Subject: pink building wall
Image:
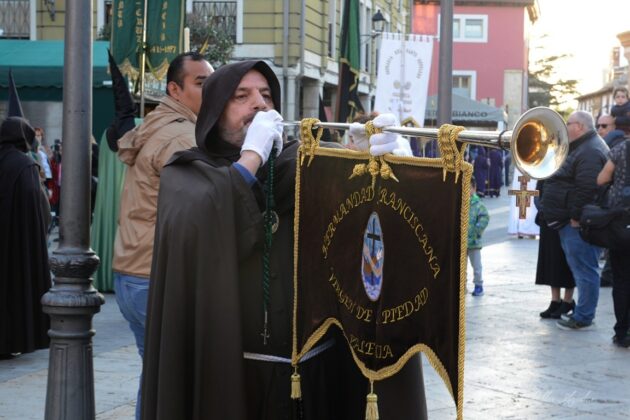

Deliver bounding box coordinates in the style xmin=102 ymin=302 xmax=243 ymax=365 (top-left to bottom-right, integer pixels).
xmin=412 ymin=4 xmax=530 ymax=107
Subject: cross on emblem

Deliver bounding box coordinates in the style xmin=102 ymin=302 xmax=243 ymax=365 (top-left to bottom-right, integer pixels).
xmin=366 ymin=218 xmax=382 ymax=286
xmin=508 ymin=175 xmax=539 ymax=219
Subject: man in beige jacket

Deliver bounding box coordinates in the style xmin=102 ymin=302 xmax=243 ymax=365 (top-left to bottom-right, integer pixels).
xmin=112 ymin=51 xmax=213 ymax=420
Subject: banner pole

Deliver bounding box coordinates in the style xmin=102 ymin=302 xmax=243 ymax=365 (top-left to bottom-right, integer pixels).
xmin=139 ymin=0 xmax=148 ymax=117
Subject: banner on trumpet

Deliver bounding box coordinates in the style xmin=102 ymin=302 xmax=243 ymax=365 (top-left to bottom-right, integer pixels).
xmin=291 ymin=123 xmax=469 ymax=420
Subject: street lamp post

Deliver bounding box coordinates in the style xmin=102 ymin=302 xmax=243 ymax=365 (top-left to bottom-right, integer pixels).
xmin=370 ymin=10 xmax=386 ymax=110
xmin=41 ymin=0 xmax=105 ymax=419
xmin=437 ymin=0 xmax=454 ymax=125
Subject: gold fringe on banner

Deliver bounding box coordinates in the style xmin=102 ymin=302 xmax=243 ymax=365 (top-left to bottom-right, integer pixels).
xmin=437 ymin=124 xmax=467 ymax=183
xmin=117 ymin=58 xmax=140 ymax=82
xmin=299 ymin=118 xmax=323 ymax=166
xmin=146 ymin=57 xmax=170 ymax=82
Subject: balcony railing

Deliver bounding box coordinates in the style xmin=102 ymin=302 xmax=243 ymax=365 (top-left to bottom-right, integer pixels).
xmin=192 ymin=1 xmax=237 ymax=41
xmin=0 ymin=0 xmax=30 ymax=39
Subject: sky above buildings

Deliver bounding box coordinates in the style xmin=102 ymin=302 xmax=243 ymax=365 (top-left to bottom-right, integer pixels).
xmin=530 ymin=0 xmax=629 ymax=97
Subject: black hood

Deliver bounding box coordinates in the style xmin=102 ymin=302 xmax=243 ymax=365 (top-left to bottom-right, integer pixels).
xmin=195 ymin=60 xmax=281 ymax=159
xmin=0 ymin=116 xmax=35 ymax=152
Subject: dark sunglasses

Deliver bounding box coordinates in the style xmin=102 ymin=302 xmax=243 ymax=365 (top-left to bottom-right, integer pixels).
xmin=596 ymin=124 xmax=609 ymax=129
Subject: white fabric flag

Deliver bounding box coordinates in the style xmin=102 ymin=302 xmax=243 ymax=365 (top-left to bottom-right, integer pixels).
xmin=374 ymin=33 xmax=434 ymax=127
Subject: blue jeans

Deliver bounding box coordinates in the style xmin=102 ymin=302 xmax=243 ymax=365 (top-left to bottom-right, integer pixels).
xmin=114 ymin=272 xmax=149 ymax=420
xmin=558 ymin=225 xmax=601 ymax=324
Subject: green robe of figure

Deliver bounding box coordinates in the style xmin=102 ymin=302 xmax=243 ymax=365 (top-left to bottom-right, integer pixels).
xmin=91 ymin=131 xmax=127 ymax=292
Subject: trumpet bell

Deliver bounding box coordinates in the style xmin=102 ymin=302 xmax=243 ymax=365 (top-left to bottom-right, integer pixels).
xmin=510 ymin=107 xmax=568 ymax=180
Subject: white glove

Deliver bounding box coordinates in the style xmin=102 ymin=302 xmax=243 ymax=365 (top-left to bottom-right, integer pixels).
xmin=241 ymin=110 xmax=284 ymax=165
xmin=349 ymin=122 xmax=369 ymax=150
xmin=369 ymin=113 xmax=413 ymax=157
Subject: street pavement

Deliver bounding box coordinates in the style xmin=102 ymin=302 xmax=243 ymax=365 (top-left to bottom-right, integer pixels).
xmin=1 ymin=186 xmax=628 ymax=419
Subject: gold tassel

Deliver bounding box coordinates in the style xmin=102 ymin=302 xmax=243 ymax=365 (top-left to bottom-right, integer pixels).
xmin=367 ymin=157 xmax=380 ymax=191
xmin=291 ymin=368 xmax=302 ymax=399
xmin=365 ymin=381 xmax=379 ymax=420
xmin=379 ymin=158 xmax=399 ymax=183
xmin=349 ymin=163 xmax=368 ymax=179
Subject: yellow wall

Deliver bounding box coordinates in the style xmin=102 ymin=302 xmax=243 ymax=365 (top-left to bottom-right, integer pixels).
xmin=239 ymin=0 xmax=411 ymax=67
xmin=37 ymin=0 xmax=101 ymax=40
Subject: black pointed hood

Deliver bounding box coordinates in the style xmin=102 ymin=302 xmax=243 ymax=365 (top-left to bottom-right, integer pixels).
xmin=105 ymin=49 xmax=137 ymax=152
xmin=7 ymin=69 xmax=24 ymax=119
xmin=195 ymin=60 xmax=281 ymax=159
xmin=0 ymin=116 xmax=35 ymax=152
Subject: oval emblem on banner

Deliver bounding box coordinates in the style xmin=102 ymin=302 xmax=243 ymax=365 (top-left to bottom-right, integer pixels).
xmin=361 ymin=212 xmax=385 ymax=301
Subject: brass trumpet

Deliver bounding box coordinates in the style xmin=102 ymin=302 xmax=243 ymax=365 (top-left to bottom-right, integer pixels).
xmin=288 ymin=107 xmax=568 ymax=180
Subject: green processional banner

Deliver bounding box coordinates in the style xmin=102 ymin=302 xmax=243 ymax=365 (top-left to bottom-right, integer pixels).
xmin=111 ymin=0 xmax=185 ymax=81
xmin=292 ymin=121 xmax=470 ymax=420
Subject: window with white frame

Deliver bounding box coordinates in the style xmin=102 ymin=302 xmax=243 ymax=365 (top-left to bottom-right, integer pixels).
xmin=439 ymin=14 xmax=488 ymax=43
xmin=328 ymin=0 xmax=337 ymax=57
xmin=452 ymin=71 xmax=476 ymax=99
xmin=191 ymin=0 xmax=242 ymax=44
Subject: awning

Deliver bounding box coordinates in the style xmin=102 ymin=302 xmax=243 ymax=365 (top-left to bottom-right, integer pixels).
xmin=0 ymin=40 xmax=111 ymax=88
xmin=424 ymin=94 xmax=506 ymax=126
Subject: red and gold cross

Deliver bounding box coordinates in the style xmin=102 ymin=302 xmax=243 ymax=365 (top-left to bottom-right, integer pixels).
xmin=508 ymin=175 xmax=539 ymax=219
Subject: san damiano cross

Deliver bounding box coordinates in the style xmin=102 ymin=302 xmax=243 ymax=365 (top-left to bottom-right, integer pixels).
xmin=508 ymin=175 xmax=539 ymax=219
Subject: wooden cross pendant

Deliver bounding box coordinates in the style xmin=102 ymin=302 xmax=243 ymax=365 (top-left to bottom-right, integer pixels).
xmin=261 ymin=310 xmax=270 ymax=346
xmin=508 ymin=175 xmax=539 ymax=219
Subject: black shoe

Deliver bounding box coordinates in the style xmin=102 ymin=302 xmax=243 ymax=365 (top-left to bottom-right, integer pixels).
xmin=540 ymin=300 xmax=562 ymax=318
xmin=612 ymin=335 xmax=630 ymax=348
xmin=0 ymin=353 xmax=20 ymax=360
xmin=550 ymin=300 xmax=575 ymax=319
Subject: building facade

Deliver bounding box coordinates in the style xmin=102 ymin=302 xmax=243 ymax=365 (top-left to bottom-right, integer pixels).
xmin=0 ymin=0 xmax=103 ymax=40
xmin=412 ymin=0 xmax=538 ymax=128
xmin=577 ymin=35 xmax=630 ymax=117
xmin=192 ymin=0 xmax=411 ymax=122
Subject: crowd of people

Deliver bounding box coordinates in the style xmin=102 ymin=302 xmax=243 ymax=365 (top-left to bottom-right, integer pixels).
xmin=533 ymin=97 xmax=630 ymax=348
xmin=469 ymin=146 xmax=511 ymax=198
xmin=2 ymin=51 xmax=630 ymax=420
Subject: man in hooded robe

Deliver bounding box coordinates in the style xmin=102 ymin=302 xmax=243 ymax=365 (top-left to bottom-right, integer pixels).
xmin=473 ymin=147 xmax=489 ymax=197
xmin=142 ymin=60 xmax=426 ymax=420
xmin=487 ymin=148 xmax=503 ymax=197
xmin=0 ymin=117 xmax=51 ymax=357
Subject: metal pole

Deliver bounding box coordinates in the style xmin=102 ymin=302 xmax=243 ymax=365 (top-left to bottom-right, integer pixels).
xmin=41 ymin=0 xmax=104 ymax=418
xmin=437 ymin=0 xmax=453 ymax=125
xmin=370 ymin=34 xmax=376 ymax=111
xmin=139 ymin=0 xmax=148 ymax=117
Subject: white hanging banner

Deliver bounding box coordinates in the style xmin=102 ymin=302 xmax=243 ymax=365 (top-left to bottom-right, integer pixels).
xmin=374 ymin=33 xmax=434 ymax=127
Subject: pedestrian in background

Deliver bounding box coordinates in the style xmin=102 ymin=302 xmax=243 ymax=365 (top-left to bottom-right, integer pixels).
xmin=611 ymin=87 xmax=630 ymax=135
xmin=597 ymin=114 xmax=625 ymax=150
xmin=535 ymin=179 xmax=575 ymax=319
xmin=596 ymin=138 xmax=630 ymax=348
xmin=473 ymin=147 xmax=489 ymax=198
xmin=0 ymin=117 xmax=51 ymax=358
xmin=542 ymin=111 xmax=608 ymax=331
xmin=504 ymin=150 xmax=512 ymax=187
xmin=112 ymin=52 xmax=213 ymax=420
xmin=487 ymin=148 xmax=503 ymax=197
xmin=468 ymin=175 xmax=490 ymax=297
xmin=595 ymin=114 xmax=625 ymax=288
